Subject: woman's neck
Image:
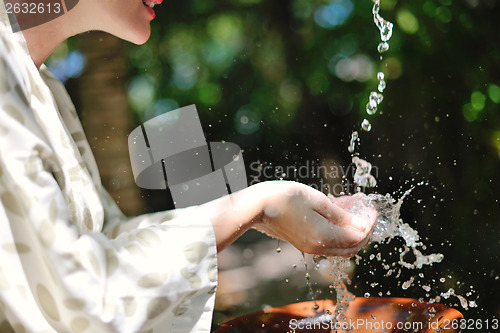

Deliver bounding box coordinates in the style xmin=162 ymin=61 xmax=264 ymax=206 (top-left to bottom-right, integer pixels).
xmin=22 ymin=26 xmax=67 ymax=69
xmin=18 ymin=9 xmax=87 ymax=69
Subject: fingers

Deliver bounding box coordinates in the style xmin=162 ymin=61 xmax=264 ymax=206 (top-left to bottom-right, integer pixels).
xmin=330 ymin=193 xmax=377 ymax=233
xmin=300 ymin=186 xmax=376 ymax=235
xmin=307 ymin=198 xmax=376 ymax=256
xmin=308 ymin=190 xmax=353 ymax=228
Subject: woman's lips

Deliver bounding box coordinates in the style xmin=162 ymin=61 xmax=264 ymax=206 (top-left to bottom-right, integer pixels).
xmin=144 ymin=5 xmax=155 ymax=19
xmin=142 ymin=0 xmax=163 ymax=19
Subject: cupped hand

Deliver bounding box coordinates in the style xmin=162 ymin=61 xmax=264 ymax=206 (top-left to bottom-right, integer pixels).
xmin=252 ymin=181 xmax=377 ymax=257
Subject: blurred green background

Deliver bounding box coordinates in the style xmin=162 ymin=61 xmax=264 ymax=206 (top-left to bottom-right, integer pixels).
xmin=51 ymin=0 xmax=499 ymax=330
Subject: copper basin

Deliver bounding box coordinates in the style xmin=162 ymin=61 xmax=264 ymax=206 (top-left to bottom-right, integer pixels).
xmin=215 ymin=297 xmax=463 ymax=332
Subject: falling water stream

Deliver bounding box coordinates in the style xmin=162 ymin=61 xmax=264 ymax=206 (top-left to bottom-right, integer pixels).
xmin=302 ymin=0 xmax=476 ymax=329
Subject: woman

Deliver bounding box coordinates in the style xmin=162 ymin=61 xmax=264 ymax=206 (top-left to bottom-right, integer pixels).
xmin=0 ymin=1 xmax=376 ymax=332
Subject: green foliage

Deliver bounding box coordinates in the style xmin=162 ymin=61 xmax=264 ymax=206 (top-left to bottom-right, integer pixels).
xmin=126 ymin=0 xmax=382 ymax=135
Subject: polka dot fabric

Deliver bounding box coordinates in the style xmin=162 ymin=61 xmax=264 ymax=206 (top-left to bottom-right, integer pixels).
xmin=0 ymin=5 xmax=217 ymax=333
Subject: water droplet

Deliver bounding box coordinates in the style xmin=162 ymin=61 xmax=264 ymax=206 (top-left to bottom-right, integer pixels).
xmin=380 ymin=23 xmax=393 ymax=42
xmin=348 ymin=131 xmax=359 ymax=153
xmin=372 ymin=0 xmax=380 ymax=14
xmin=367 ymin=92 xmax=384 ymax=115
xmin=378 ymin=42 xmax=389 ymax=53
xmin=371 ymin=314 xmax=376 ymax=320
xmin=361 ymin=119 xmax=372 ymax=132
xmin=366 ymin=100 xmax=378 ymax=115
xmin=378 ymin=80 xmax=386 ymax=92
xmin=352 ymin=156 xmax=377 ymax=187
xmin=402 ymin=277 xmax=415 ymax=290
xmin=377 ymin=72 xmax=385 ymax=81
xmin=364 ymin=292 xmax=370 ymax=298
xmin=370 ymin=91 xmax=384 ymax=104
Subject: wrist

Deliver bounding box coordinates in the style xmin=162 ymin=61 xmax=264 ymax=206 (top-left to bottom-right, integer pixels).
xmin=246 ymin=181 xmax=281 ymax=233
xmin=245 ymin=181 xmax=275 ymax=223
xmin=200 ymin=183 xmax=268 ymax=252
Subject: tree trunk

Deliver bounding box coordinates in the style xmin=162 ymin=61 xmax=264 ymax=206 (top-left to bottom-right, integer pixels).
xmin=75 ymin=32 xmax=143 ymax=216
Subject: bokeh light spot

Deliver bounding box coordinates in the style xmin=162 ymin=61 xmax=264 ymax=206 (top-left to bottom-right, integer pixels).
xmin=198 ymin=82 xmax=222 ymax=105
xmin=48 ymin=51 xmax=86 ymax=83
xmin=487 ymin=84 xmax=500 ymax=104
xmin=314 ymin=0 xmax=354 ymax=29
xmin=396 ymin=9 xmax=419 ymax=34
xmin=291 ymin=0 xmax=313 ymax=20
xmin=332 ymin=54 xmax=374 ymax=82
xmin=130 ymin=45 xmax=153 ymax=69
xmin=145 ymin=99 xmax=180 ymax=120
xmin=436 ymin=6 xmax=452 ymax=23
xmin=422 ymin=1 xmax=437 ymax=17
xmin=128 ymin=74 xmax=156 ymax=111
xmin=234 ymin=105 xmax=261 ymax=135
xmin=462 ymin=103 xmax=477 ymax=122
xmin=470 ymin=91 xmax=486 ymax=111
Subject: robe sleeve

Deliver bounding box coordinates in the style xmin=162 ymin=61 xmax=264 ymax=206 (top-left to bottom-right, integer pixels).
xmin=0 ymin=25 xmax=217 ymax=333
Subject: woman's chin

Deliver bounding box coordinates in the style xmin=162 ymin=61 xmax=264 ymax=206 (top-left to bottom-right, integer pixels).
xmin=129 ymin=29 xmax=151 ymax=45
xmin=114 ymin=25 xmax=151 ymax=45
xmin=132 ymin=35 xmax=150 ymax=45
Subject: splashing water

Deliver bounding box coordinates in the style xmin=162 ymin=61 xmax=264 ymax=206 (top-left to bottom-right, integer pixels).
xmin=363 ymin=188 xmax=444 ymax=270
xmin=328 ymin=257 xmax=355 ymax=325
xmin=429 ymin=288 xmax=478 ymax=311
xmin=322 ymin=189 xmax=445 ymax=328
xmin=321 ymin=188 xmax=476 ymax=330
xmin=303 ymin=252 xmax=314 ymax=299
xmin=334 ymin=187 xmax=445 ymax=270
xmin=352 ymin=156 xmax=377 ymax=188
xmin=310 ymin=255 xmax=355 ymax=332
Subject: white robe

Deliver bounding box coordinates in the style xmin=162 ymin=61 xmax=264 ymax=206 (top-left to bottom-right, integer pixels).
xmin=0 ymin=5 xmax=217 ymax=333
